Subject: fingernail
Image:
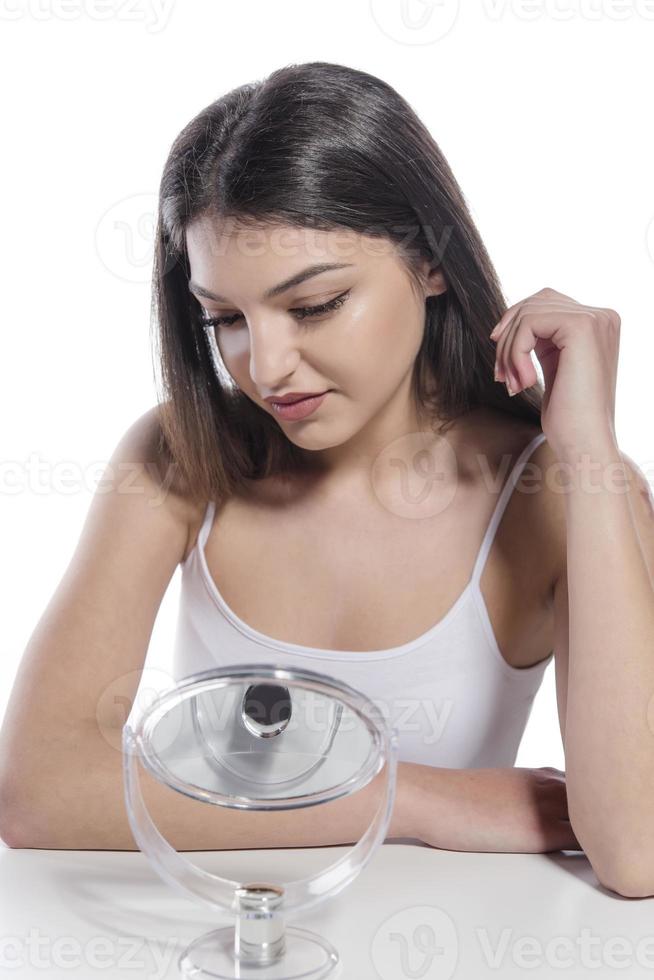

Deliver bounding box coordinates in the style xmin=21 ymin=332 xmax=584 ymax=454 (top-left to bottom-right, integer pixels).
xmin=506 ymin=381 xmax=516 ymax=397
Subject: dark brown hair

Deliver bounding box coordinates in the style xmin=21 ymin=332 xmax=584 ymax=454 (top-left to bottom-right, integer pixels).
xmin=151 ymin=60 xmax=543 ymax=505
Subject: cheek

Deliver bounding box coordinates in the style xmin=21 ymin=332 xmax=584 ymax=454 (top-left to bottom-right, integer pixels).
xmin=346 ymin=294 xmax=424 ymax=373
xmin=216 ymin=330 xmax=250 ymax=376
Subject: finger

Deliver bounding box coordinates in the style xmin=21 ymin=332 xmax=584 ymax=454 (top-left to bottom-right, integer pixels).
xmin=490 ymin=299 xmax=525 ymax=341
xmin=495 ymin=311 xmax=520 ymax=395
xmin=493 ymin=305 xmax=526 ymax=382
xmin=492 ymin=302 xmax=573 ymax=387
xmin=497 ymin=310 xmax=564 ymax=396
xmin=489 ymin=298 xmax=577 ymax=342
xmin=494 ymin=311 xmax=523 ymax=389
xmin=498 ymin=314 xmax=534 ymax=395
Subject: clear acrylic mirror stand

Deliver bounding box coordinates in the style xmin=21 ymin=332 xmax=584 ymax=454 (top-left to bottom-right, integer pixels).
xmin=122 ymin=664 xmax=399 ymax=979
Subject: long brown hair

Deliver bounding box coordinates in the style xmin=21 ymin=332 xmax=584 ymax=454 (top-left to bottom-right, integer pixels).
xmin=151 ymin=61 xmax=543 ymax=505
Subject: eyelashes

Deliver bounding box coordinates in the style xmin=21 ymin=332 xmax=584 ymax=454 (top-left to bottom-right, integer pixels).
xmin=199 ymin=290 xmax=351 ymax=330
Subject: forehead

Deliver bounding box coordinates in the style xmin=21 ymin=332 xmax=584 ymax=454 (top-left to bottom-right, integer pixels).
xmin=185 ymin=215 xmax=399 ymax=275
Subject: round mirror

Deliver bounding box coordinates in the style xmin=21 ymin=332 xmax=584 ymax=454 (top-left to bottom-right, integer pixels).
xmin=123 ymin=663 xmax=398 ymax=979
xmin=139 ymin=671 xmax=380 ymax=806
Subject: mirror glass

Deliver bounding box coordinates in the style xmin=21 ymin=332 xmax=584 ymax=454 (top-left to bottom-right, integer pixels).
xmin=143 ymin=680 xmax=378 ymax=802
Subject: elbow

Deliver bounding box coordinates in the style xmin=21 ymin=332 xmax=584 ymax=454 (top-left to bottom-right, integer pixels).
xmin=0 ymin=822 xmax=25 ymax=849
xmin=568 ymin=805 xmax=654 ymax=899
xmin=592 ymin=850 xmax=654 ymax=899
xmin=0 ymin=790 xmax=27 ymax=849
xmin=0 ymin=781 xmax=51 ymax=850
xmin=598 ymin=872 xmax=654 ymax=900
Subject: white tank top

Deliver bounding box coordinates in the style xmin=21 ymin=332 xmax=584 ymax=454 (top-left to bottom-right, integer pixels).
xmin=172 ymin=431 xmax=552 ymax=768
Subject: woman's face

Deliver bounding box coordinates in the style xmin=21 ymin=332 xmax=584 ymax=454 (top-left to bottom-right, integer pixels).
xmin=185 ymin=216 xmax=447 ymax=473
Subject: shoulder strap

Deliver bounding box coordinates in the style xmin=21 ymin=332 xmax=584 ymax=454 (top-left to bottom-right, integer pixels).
xmin=471 ymin=432 xmax=547 ymax=585
xmin=198 ymin=499 xmax=217 ymax=551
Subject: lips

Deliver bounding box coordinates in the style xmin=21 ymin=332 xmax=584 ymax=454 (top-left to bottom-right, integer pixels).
xmin=269 ymin=391 xmax=330 ymax=420
xmin=274 ymin=395 xmax=314 ymax=405
xmin=267 ymin=391 xmax=328 ymax=405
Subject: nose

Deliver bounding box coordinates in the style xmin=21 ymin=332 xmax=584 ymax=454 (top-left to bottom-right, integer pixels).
xmin=247 ymin=316 xmax=302 ymax=390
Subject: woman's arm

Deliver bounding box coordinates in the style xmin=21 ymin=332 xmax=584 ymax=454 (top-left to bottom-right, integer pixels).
xmin=2 ymin=715 xmax=578 ymax=854
xmin=0 ymin=405 xmax=193 ymax=843
xmin=2 ymin=716 xmax=421 ymax=850
xmin=555 ymin=444 xmax=654 ymax=896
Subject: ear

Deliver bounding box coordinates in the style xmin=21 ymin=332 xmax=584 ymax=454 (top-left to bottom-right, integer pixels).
xmin=420 ymin=262 xmax=448 ymax=299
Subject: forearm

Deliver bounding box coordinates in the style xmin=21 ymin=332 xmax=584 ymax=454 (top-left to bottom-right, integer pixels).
xmin=5 ymin=721 xmax=422 ymax=851
xmin=559 ymin=442 xmax=654 ymax=886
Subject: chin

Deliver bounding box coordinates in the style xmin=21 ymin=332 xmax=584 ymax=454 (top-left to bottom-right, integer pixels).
xmin=283 ymin=432 xmax=333 ymax=450
xmin=287 ymin=424 xmax=357 ymax=455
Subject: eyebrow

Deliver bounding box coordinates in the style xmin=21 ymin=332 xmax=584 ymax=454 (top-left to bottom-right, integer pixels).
xmin=188 ymin=262 xmax=355 ymax=304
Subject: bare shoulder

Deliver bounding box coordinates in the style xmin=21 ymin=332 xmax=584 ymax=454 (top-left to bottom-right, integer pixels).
xmin=125 ymin=403 xmax=207 ymax=537
xmin=458 ymin=406 xmax=543 ymax=472
xmin=0 ymin=403 xmax=204 ymax=787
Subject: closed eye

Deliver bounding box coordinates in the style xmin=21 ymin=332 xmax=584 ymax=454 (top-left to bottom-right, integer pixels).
xmin=199 ymin=290 xmax=351 ymax=329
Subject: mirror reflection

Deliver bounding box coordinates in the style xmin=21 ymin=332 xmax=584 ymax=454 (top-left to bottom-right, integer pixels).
xmin=146 ymin=680 xmax=377 ymax=801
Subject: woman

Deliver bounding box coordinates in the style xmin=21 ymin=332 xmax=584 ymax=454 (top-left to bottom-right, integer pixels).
xmin=3 ymin=62 xmax=653 ymax=897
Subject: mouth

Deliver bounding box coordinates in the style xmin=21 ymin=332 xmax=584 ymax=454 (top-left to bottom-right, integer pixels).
xmin=267 ymin=390 xmax=330 ymax=405
xmin=269 ymin=390 xmax=331 ymax=421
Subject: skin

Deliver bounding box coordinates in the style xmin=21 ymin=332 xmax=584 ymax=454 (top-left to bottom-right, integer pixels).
xmin=185 ymin=216 xmax=448 ymax=500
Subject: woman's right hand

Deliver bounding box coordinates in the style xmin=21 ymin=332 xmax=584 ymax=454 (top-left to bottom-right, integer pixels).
xmin=414 ymin=765 xmax=583 ymax=854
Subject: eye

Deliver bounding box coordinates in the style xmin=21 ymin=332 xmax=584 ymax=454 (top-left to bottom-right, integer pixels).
xmin=199 ymin=290 xmax=351 ymax=330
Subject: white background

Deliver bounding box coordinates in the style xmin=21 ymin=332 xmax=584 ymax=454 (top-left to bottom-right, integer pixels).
xmin=1 ymin=0 xmax=653 ymax=771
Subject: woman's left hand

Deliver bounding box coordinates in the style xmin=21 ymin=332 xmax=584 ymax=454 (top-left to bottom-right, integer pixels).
xmin=490 ymin=286 xmax=621 ymax=458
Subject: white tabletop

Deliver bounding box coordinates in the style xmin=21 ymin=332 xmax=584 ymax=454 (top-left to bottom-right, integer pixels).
xmin=1 ymin=840 xmax=653 ymax=979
